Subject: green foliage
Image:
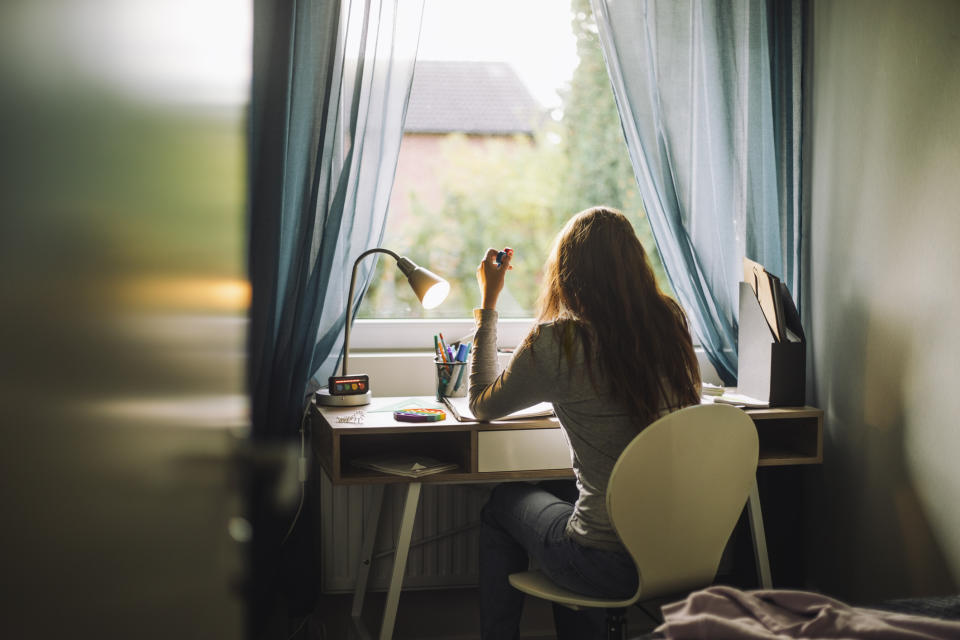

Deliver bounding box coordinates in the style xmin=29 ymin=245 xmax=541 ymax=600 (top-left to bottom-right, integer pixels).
xmin=559 ymin=0 xmax=671 ymax=293
xmin=363 ymin=133 xmax=569 ymax=317
xmin=362 ymin=0 xmax=672 ymax=318
xmin=561 ymin=0 xmax=638 ymax=213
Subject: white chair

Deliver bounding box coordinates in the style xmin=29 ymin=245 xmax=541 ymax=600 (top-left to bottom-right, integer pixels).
xmin=508 ymin=403 xmax=759 ymax=639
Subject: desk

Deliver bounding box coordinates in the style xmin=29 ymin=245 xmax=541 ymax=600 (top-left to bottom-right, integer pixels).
xmin=312 ymin=397 xmax=823 ymax=640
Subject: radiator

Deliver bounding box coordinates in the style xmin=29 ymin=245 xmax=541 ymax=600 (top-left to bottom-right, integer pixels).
xmin=320 ymin=474 xmax=492 ymax=593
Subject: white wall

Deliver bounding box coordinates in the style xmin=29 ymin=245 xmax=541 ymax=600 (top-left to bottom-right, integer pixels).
xmin=805 ymin=0 xmax=960 ymax=602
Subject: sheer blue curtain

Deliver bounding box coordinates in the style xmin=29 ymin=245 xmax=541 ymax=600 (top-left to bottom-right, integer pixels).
xmin=249 ymin=0 xmax=423 ymax=441
xmin=246 ymin=1 xmax=422 ymax=625
xmin=591 ymin=0 xmax=802 ymax=384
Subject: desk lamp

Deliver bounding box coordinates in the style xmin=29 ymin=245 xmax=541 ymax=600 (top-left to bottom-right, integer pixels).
xmin=315 ymin=247 xmax=449 ymax=407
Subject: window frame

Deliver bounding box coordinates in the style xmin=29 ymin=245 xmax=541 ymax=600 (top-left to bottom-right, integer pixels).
xmin=348 ymin=316 xmax=534 ymax=351
xmin=348 ymin=316 xmax=722 ymax=385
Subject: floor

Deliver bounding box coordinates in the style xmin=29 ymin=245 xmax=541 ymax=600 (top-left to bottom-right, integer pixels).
xmin=302 ymin=586 xmax=660 ymax=640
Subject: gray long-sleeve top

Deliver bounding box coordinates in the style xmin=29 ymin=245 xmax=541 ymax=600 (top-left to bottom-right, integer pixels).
xmin=469 ymin=308 xmax=673 ymax=552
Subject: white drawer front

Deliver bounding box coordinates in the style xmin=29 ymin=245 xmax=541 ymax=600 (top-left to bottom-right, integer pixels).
xmin=477 ymin=428 xmax=572 ymax=472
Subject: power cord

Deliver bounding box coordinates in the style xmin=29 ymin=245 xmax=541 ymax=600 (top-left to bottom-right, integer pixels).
xmin=285 ymin=614 xmax=309 ymax=640
xmin=281 ymin=400 xmax=311 ymax=547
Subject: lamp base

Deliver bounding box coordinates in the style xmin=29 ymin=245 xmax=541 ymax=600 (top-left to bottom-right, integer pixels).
xmin=314 ymin=388 xmax=372 ymax=407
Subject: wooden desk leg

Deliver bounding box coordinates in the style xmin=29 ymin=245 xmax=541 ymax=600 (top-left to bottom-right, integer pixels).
xmin=379 ymin=482 xmax=422 ymax=640
xmin=747 ymin=480 xmax=773 ymax=589
xmin=352 ymin=484 xmax=386 ymax=619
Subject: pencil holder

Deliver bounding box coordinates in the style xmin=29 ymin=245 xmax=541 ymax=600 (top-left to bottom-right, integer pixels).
xmin=435 ymin=359 xmax=467 ymax=400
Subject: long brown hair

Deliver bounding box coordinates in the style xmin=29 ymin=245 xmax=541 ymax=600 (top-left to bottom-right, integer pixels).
xmin=534 ymin=207 xmax=701 ymax=426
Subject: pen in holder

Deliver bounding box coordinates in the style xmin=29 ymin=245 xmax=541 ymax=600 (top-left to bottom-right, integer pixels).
xmin=435 ymin=358 xmax=468 ymax=400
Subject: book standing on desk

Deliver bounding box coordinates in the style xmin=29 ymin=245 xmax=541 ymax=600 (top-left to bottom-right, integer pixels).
xmin=745 ymin=257 xmax=785 ymax=342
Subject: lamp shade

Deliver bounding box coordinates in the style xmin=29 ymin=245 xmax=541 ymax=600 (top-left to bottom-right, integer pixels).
xmin=396 ymin=257 xmax=450 ymax=309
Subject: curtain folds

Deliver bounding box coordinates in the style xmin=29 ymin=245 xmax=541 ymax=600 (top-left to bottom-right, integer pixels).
xmin=246 ymin=0 xmax=422 ymax=625
xmin=248 ymin=0 xmax=423 ymax=441
xmin=591 ymin=0 xmax=802 ymax=384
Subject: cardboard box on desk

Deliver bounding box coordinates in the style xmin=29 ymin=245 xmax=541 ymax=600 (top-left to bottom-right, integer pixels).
xmin=737 ymin=281 xmax=806 ymax=407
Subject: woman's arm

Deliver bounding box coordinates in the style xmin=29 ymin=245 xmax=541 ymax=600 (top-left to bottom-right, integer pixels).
xmin=468 ymin=245 xmax=566 ymax=418
xmin=468 ymin=309 xmax=552 ymax=421
xmin=469 ymin=248 xmax=510 ymax=418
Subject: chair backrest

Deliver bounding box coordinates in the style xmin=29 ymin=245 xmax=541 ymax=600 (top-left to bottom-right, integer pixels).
xmin=606 ymin=403 xmax=759 ymax=601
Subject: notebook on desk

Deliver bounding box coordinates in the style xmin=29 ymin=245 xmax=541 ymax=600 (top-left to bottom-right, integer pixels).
xmin=707 ymin=392 xmax=770 ymax=409
xmin=441 ymin=396 xmax=555 ymax=422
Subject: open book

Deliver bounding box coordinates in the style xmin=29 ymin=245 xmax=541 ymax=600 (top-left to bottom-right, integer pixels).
xmin=442 ymin=396 xmax=555 ymax=422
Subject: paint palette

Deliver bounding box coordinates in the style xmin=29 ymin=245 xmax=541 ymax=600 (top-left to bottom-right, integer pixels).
xmin=393 ymin=408 xmax=446 ymax=423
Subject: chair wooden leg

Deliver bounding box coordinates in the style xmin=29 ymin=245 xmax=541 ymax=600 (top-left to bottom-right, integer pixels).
xmin=605 ymin=607 xmax=627 ymax=640
xmin=747 ymin=480 xmax=773 ymax=588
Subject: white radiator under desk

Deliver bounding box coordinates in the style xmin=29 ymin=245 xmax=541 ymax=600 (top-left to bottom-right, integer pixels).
xmin=319 ymin=474 xmax=492 ymax=593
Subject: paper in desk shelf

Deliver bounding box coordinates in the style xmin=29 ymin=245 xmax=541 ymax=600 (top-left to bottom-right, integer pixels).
xmin=351 ymin=454 xmax=458 ymax=478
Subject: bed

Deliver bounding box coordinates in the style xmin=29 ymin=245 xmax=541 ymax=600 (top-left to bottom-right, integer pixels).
xmin=632 ymin=587 xmax=960 ymax=639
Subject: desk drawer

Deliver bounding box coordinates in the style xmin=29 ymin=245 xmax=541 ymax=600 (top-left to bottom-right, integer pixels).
xmin=478 ymin=428 xmax=572 ymax=472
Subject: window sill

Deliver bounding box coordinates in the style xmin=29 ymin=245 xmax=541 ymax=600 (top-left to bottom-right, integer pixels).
xmin=350 ymin=317 xmax=535 ymax=351
xmin=346 ymin=347 xmax=722 ymax=397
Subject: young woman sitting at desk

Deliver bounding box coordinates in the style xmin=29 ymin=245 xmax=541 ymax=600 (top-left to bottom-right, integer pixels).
xmin=469 ymin=206 xmax=702 ymax=640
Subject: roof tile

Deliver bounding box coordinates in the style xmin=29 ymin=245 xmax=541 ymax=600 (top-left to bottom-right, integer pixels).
xmin=405 ymin=60 xmax=543 ymax=134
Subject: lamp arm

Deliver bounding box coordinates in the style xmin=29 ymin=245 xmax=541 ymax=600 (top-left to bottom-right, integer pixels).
xmin=342 ymin=247 xmax=400 ymax=376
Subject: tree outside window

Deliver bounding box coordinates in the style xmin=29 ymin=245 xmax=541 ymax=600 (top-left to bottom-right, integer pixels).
xmin=363 ymin=0 xmax=671 ymax=319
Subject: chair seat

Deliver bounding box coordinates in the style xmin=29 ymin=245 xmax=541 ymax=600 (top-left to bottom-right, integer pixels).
xmin=508 ymin=570 xmax=639 ymax=609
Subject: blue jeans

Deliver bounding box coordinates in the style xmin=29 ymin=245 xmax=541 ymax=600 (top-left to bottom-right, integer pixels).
xmin=479 ymin=481 xmax=639 ymax=640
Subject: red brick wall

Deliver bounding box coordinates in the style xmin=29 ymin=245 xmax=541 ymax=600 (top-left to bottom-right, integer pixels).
xmin=387 ymin=133 xmax=530 ymax=225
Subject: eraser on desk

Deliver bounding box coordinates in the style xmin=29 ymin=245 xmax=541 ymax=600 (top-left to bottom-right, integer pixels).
xmin=393 ymin=408 xmax=446 ymax=422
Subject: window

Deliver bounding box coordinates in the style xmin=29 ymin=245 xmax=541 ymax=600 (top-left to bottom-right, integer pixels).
xmin=356 ymin=0 xmax=671 ymax=348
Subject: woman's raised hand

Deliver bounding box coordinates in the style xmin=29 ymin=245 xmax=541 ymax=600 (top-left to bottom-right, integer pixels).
xmin=477 ymin=247 xmax=513 ymax=310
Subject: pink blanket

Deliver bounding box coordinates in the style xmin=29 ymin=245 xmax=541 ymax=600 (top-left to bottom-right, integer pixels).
xmin=656 ymin=586 xmax=960 ymax=639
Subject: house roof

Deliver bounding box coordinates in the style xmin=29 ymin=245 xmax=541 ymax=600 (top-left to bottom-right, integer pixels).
xmin=405 ymin=61 xmax=543 ymax=135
